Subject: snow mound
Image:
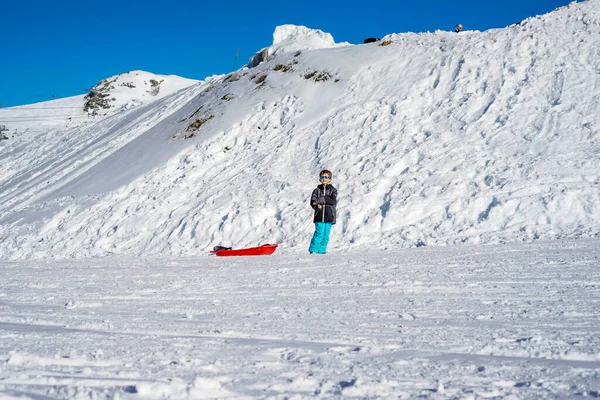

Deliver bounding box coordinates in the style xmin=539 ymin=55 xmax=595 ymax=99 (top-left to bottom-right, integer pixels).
xmin=1 ymin=1 xmax=600 ymax=259
xmin=248 ymin=25 xmax=349 ymax=67
xmin=272 ymin=25 xmax=339 ymax=52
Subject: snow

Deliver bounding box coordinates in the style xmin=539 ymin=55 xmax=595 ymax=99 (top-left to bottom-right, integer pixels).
xmin=0 ymin=71 xmax=198 ymax=138
xmin=2 ymin=1 xmax=599 ymax=258
xmin=269 ymin=24 xmax=349 ymax=56
xmin=248 ymin=25 xmax=350 ymax=67
xmin=0 ymin=1 xmax=600 ymax=397
xmin=85 ymin=70 xmax=199 ymax=113
xmin=0 ymin=240 xmax=599 ymax=398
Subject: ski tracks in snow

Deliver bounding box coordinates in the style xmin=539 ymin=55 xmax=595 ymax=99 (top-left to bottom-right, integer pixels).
xmin=0 ymin=240 xmax=599 ymax=398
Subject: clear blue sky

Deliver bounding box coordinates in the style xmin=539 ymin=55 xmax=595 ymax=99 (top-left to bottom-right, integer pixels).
xmin=0 ymin=0 xmax=574 ymax=107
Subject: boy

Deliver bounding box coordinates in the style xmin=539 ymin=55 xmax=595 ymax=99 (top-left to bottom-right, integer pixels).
xmin=309 ymin=169 xmax=338 ymax=254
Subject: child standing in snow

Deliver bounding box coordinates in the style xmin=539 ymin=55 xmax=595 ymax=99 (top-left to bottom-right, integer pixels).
xmin=309 ymin=170 xmax=338 ymax=254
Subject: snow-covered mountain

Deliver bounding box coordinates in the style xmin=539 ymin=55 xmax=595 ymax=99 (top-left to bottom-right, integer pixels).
xmin=82 ymin=71 xmax=199 ymax=114
xmin=0 ymin=71 xmax=199 ymax=137
xmin=0 ymin=1 xmax=599 ymax=259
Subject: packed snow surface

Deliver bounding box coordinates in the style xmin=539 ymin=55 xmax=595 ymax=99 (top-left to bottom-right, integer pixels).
xmin=0 ymin=1 xmax=599 ymax=259
xmin=0 ymin=240 xmax=599 ymax=398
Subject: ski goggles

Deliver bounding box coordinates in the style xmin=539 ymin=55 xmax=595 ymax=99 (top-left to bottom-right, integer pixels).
xmin=319 ymin=175 xmax=331 ymax=180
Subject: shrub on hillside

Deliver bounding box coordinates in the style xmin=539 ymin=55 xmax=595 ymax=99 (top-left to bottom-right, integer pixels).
xmin=176 ymin=114 xmax=214 ymax=139
xmin=83 ymin=90 xmax=112 ymax=113
xmin=83 ymin=77 xmax=118 ymax=113
xmin=147 ymin=79 xmax=164 ymax=96
xmin=224 ymin=73 xmax=241 ymax=83
xmin=304 ymin=70 xmax=331 ymax=82
xmin=273 ymin=59 xmax=298 ymax=72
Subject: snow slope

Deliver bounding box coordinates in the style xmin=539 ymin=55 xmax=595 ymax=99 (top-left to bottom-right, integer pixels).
xmin=1 ymin=2 xmax=600 ymax=259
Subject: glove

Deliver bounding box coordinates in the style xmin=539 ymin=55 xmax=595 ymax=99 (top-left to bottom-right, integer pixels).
xmin=316 ymin=197 xmax=326 ymax=205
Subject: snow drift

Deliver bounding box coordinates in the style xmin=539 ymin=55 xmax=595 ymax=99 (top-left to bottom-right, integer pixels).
xmin=248 ymin=24 xmax=349 ymax=67
xmin=0 ymin=1 xmax=599 ymax=259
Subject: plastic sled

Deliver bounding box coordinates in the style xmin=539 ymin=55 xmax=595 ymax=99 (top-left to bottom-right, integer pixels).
xmin=210 ymin=243 xmax=278 ymax=257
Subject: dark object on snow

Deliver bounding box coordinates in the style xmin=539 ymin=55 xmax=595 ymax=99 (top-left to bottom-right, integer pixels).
xmin=454 ymin=24 xmax=464 ymax=33
xmin=210 ymin=244 xmax=278 ymax=257
xmin=363 ymin=37 xmax=381 ymax=44
xmin=213 ymin=245 xmax=233 ymax=251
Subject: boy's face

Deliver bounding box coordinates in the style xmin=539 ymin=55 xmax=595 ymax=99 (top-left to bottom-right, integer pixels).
xmin=319 ymin=174 xmax=332 ymax=184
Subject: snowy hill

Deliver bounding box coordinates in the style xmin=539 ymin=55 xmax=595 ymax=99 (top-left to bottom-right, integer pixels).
xmin=82 ymin=70 xmax=199 ymax=114
xmin=0 ymin=1 xmax=599 ymax=259
xmin=0 ymin=71 xmax=198 ymax=137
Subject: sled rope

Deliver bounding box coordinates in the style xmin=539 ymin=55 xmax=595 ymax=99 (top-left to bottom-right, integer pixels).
xmin=280 ymin=217 xmax=312 ymax=246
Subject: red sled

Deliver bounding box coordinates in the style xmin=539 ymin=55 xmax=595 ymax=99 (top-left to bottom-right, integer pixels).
xmin=210 ymin=243 xmax=278 ymax=257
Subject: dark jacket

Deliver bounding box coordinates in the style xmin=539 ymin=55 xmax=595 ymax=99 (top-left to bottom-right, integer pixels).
xmin=310 ymin=184 xmax=337 ymax=224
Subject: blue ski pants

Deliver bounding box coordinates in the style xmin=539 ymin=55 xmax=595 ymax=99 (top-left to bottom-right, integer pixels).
xmin=309 ymin=222 xmax=333 ymax=254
